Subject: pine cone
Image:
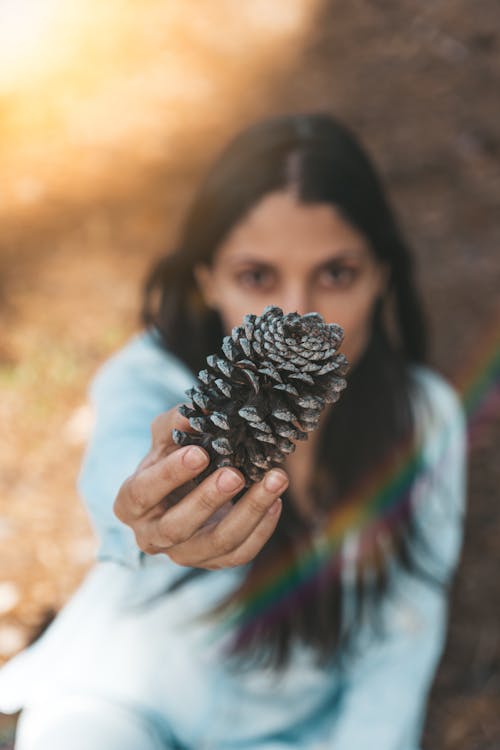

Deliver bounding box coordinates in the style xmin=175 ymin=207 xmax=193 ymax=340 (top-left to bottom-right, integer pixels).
xmin=172 ymin=305 xmax=349 ymax=490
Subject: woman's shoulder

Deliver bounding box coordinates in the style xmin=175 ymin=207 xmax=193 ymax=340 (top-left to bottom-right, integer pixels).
xmin=89 ymin=328 xmax=197 ymax=402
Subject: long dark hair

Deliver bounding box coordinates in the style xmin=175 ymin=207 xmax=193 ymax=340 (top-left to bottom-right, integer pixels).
xmin=141 ymin=113 xmax=442 ymax=670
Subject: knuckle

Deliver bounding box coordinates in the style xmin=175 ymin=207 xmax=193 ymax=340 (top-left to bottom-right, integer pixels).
xmin=133 ymin=527 xmax=151 ymax=553
xmin=126 ymin=478 xmax=149 ymax=514
xmin=211 ymin=528 xmax=236 ymax=557
xmin=164 ymin=452 xmax=186 ymax=483
xmin=157 ymin=518 xmax=184 ymax=547
xmin=247 ymin=493 xmax=271 ymax=516
xmin=155 ymin=450 xmax=187 ymax=488
xmin=112 ymin=495 xmax=125 ymax=522
xmin=164 ymin=549 xmax=189 ymax=568
xmin=198 ymin=486 xmax=220 ymax=515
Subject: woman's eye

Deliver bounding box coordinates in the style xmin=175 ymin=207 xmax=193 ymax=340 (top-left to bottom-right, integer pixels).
xmin=236 ymin=269 xmax=274 ymax=289
xmin=318 ymin=266 xmax=357 ymax=288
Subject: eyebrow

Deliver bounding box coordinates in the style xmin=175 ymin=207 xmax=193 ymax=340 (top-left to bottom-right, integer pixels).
xmin=226 ymin=252 xmax=362 ymax=269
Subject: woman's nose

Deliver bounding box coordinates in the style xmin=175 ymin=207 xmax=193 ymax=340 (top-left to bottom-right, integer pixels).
xmin=278 ymin=287 xmax=313 ymax=317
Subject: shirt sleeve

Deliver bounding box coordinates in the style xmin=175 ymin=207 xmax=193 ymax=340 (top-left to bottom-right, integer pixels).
xmin=325 ymin=373 xmax=468 ymax=750
xmin=76 ymin=332 xmax=197 ymax=570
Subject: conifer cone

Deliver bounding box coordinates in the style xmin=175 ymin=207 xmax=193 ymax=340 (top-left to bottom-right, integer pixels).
xmin=172 ymin=305 xmax=349 ymax=490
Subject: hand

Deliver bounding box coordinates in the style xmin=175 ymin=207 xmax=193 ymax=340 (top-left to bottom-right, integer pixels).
xmin=113 ymin=404 xmax=288 ymax=569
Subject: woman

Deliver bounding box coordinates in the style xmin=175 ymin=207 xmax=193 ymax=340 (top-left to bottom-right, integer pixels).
xmin=0 ymin=113 xmax=467 ymax=750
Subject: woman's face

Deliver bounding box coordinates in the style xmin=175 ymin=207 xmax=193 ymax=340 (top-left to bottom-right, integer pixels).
xmin=194 ymin=190 xmax=389 ymax=367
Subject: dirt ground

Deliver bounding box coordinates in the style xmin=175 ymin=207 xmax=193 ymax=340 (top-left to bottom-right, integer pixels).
xmin=1 ymin=1 xmax=499 ymax=748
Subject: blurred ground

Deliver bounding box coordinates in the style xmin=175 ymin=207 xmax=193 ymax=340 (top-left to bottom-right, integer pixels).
xmin=1 ymin=1 xmax=499 ymax=748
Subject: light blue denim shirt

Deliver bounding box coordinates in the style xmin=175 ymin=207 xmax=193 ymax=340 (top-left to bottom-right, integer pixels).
xmin=74 ymin=329 xmax=467 ymax=750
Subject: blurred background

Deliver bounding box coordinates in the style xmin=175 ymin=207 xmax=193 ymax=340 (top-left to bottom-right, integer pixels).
xmin=0 ymin=1 xmax=499 ymax=747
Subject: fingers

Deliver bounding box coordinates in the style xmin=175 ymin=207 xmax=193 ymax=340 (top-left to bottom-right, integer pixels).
xmin=203 ymin=498 xmax=282 ymax=569
xmin=115 ymin=399 xmax=290 ymax=570
xmin=114 ymin=443 xmax=211 ymax=523
xmin=140 ymin=465 xmax=247 ymax=548
xmin=147 ymin=468 xmax=289 ymax=565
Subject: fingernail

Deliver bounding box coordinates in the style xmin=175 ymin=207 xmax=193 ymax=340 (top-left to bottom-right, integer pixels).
xmin=183 ymin=446 xmax=208 ymax=469
xmin=264 ymin=470 xmax=288 ymax=493
xmin=217 ymin=468 xmax=243 ymax=492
